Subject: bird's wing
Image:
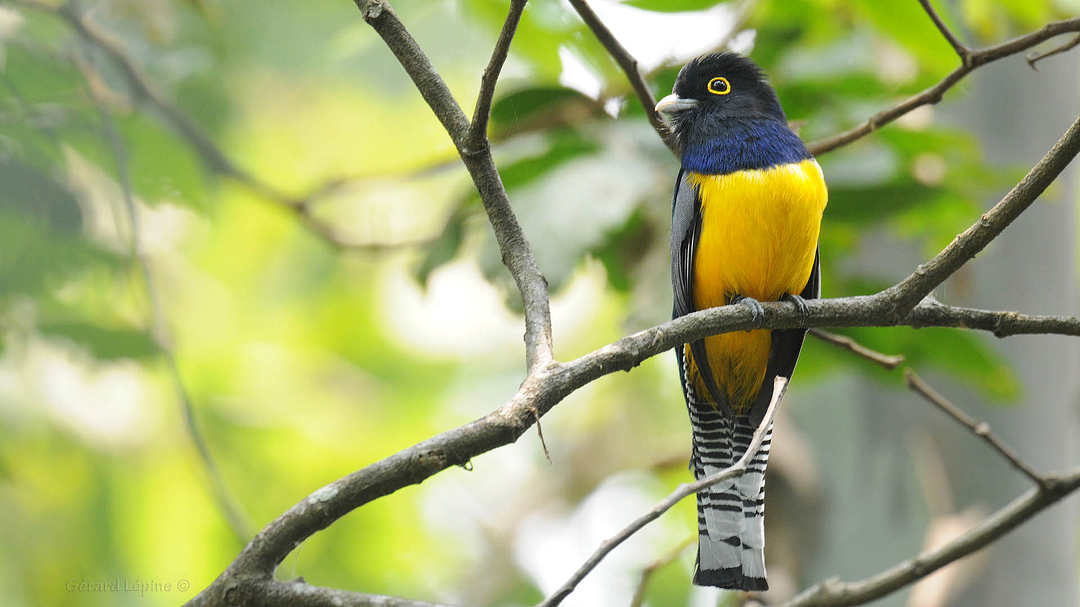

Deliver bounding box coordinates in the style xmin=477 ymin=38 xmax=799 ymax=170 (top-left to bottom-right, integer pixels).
xmin=747 ymin=246 xmax=820 ymax=426
xmin=671 ymin=170 xmax=729 ymax=410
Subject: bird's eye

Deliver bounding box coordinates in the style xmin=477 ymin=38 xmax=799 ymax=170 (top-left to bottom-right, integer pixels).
xmin=707 ymin=76 xmax=731 ymax=96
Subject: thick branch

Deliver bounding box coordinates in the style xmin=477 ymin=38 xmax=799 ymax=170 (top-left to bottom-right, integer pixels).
xmin=881 ymin=114 xmax=1080 ymax=316
xmin=566 ymin=0 xmax=679 ymax=154
xmin=904 ymin=370 xmax=1046 ymax=486
xmin=780 ymin=470 xmax=1080 ymax=607
xmin=808 ymin=17 xmax=1080 ymax=155
xmin=357 ymin=0 xmax=553 ymax=369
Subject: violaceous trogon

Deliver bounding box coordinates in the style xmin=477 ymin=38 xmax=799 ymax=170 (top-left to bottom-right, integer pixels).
xmin=655 ymin=52 xmax=827 ymax=591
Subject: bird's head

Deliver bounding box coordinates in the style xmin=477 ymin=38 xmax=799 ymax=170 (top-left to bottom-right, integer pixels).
xmin=656 ymin=52 xmax=787 ymax=150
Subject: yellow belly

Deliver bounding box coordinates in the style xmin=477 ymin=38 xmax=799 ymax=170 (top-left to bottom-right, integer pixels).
xmin=684 ymin=158 xmax=827 ymax=411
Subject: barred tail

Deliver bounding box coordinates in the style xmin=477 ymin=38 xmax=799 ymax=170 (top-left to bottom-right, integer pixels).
xmin=688 ymin=402 xmax=772 ymax=591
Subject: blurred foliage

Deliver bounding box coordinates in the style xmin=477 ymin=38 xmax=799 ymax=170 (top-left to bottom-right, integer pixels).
xmin=0 ymin=0 xmax=1072 ymax=606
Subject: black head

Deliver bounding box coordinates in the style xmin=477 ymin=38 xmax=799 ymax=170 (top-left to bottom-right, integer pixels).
xmin=656 ymin=53 xmax=787 ymax=150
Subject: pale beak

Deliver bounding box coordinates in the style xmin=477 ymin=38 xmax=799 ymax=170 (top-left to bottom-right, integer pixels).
xmin=654 ymin=94 xmax=698 ymax=114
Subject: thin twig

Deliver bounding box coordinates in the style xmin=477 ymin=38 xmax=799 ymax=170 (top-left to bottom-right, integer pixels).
xmin=1027 ymin=33 xmax=1080 ymax=70
xmin=629 ymin=535 xmax=695 ymax=607
xmin=917 ymin=0 xmax=970 ymax=60
xmin=468 ymin=0 xmax=527 ymax=148
xmin=807 ymin=17 xmax=1080 ymax=155
xmin=809 ymin=329 xmax=905 ymax=370
xmin=780 ymin=469 xmax=1080 ymax=607
xmin=85 ymin=73 xmax=251 ymax=543
xmin=538 ymin=376 xmax=789 ymax=607
xmin=904 ymin=369 xmax=1046 ymax=486
xmin=566 ymin=0 xmax=679 ymax=153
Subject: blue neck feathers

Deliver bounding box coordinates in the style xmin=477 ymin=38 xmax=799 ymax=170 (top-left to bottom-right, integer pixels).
xmin=681 ymin=118 xmax=811 ymax=175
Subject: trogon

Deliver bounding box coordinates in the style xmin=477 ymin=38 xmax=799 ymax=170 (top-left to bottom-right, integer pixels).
xmin=655 ymin=52 xmax=827 ymax=591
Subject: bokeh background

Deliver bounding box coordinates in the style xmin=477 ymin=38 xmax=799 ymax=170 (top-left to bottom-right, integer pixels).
xmin=2 ymin=0 xmax=1079 ymax=606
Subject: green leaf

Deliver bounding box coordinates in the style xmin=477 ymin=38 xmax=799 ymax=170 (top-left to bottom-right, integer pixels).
xmin=490 ymin=86 xmax=601 ymax=139
xmin=38 ymin=321 xmax=160 ymax=360
xmin=0 ymin=159 xmax=120 ymax=298
xmin=588 ymin=205 xmax=656 ymax=291
xmin=413 ymin=203 xmax=471 ymax=287
xmin=0 ymin=158 xmax=83 ymax=232
xmin=497 ymin=129 xmax=601 ymax=192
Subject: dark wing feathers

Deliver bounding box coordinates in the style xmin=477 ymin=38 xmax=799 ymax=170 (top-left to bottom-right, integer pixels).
xmin=747 ymin=247 xmax=820 ymax=426
xmin=671 ymin=171 xmax=730 ymax=411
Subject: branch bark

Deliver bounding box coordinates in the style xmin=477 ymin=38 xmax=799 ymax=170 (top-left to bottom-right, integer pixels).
xmin=809 ymin=329 xmax=905 ymax=370
xmin=468 ymin=0 xmax=527 ymax=149
xmin=904 ymin=369 xmax=1046 ymax=486
xmin=917 ymin=0 xmax=971 ymax=60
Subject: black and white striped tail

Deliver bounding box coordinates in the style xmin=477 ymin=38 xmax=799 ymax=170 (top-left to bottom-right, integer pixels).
xmin=685 ymin=377 xmax=772 ymax=590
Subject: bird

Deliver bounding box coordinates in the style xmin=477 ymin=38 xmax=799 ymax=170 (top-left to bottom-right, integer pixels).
xmin=655 ymin=52 xmax=827 ymax=591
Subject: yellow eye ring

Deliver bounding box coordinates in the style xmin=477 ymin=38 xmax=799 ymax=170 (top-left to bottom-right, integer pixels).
xmin=707 ymin=76 xmax=731 ymax=96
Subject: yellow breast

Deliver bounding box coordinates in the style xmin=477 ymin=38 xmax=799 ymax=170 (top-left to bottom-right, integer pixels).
xmin=684 ymin=158 xmax=827 ymax=410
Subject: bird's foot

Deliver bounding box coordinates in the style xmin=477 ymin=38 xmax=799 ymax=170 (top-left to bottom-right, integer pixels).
xmin=781 ymin=292 xmax=810 ymax=317
xmin=730 ymin=294 xmax=764 ymax=324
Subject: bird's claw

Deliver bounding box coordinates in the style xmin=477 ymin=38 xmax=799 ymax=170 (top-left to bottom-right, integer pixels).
xmin=730 ymin=294 xmax=764 ymax=324
xmin=782 ymin=292 xmax=810 ymax=317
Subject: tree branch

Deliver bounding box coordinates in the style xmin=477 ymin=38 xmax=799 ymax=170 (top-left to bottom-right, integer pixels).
xmin=468 ymin=0 xmax=527 ymax=149
xmin=538 ymin=376 xmax=789 ymax=607
xmin=566 ymin=0 xmax=679 ymax=154
xmin=356 ymin=0 xmax=553 ymax=370
xmin=1027 ymin=33 xmax=1080 ymax=69
xmin=881 ymin=113 xmax=1080 ymax=316
xmin=807 ymin=17 xmax=1080 ymax=155
xmin=809 ymin=329 xmax=905 ymax=370
xmin=904 ymin=369 xmax=1046 ymax=486
xmin=917 ymin=0 xmax=970 ymax=61
xmin=780 ymin=469 xmax=1080 ymax=607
